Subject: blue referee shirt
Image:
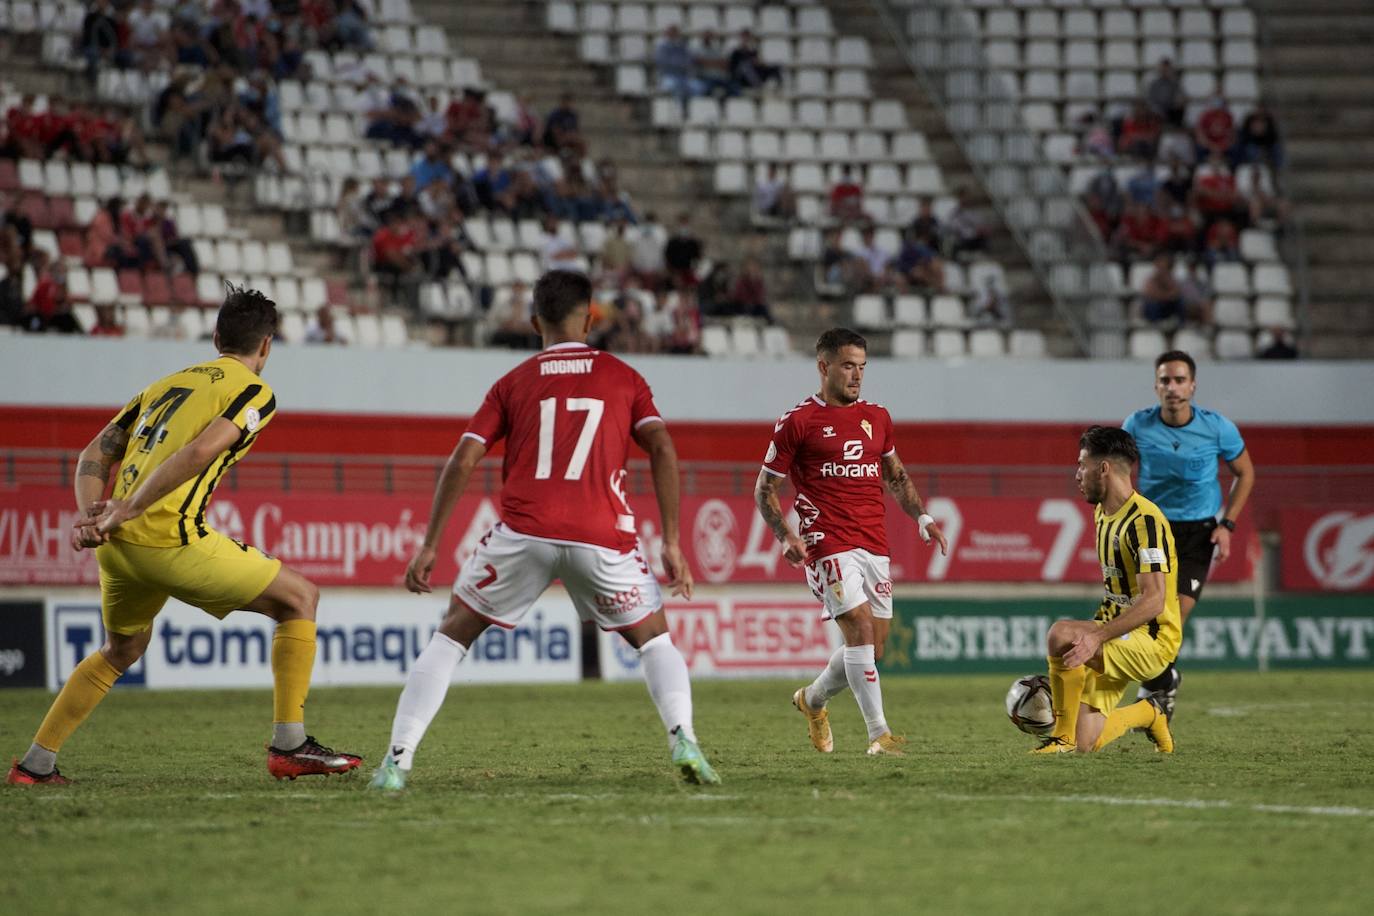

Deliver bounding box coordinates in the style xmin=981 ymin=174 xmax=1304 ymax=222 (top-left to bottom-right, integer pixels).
xmin=1123 ymin=405 xmax=1246 ymax=521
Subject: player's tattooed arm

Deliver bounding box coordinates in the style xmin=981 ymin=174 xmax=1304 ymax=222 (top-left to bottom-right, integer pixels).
xmin=76 ymin=425 xmax=130 ymax=480
xmin=881 ymin=454 xmax=926 ymax=516
xmin=72 ymin=423 xmax=131 ymax=549
xmin=754 ymin=470 xmax=792 ymax=541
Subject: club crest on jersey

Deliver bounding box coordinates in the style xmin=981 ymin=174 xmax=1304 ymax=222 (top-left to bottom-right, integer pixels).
xmin=822 ymin=426 xmax=836 ymax=438
xmin=860 ymin=419 xmax=873 ymax=439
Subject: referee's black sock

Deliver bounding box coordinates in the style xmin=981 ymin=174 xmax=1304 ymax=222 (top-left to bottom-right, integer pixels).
xmin=1142 ymin=662 xmax=1177 ymax=694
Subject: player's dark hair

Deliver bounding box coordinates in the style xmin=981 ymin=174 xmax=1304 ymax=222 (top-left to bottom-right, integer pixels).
xmin=215 ymin=284 xmax=279 ymax=355
xmin=533 ymin=270 xmax=592 ymax=325
xmin=815 ymin=327 xmax=868 ymax=358
xmin=1155 ymin=349 xmax=1196 ymax=378
xmin=1079 ymin=425 xmax=1139 ymax=468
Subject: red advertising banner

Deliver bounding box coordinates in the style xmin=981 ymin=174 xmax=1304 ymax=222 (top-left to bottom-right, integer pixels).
xmin=1281 ymin=508 xmax=1374 ymax=592
xmin=2 ymin=488 xmax=1254 ymax=587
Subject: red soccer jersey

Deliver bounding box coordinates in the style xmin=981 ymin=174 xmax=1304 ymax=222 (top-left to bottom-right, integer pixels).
xmin=762 ymin=395 xmax=895 ymax=561
xmin=463 ymin=342 xmax=663 ymax=551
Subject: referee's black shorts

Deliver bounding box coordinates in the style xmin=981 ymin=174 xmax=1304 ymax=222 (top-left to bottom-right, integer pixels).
xmin=1170 ymin=518 xmax=1218 ymax=602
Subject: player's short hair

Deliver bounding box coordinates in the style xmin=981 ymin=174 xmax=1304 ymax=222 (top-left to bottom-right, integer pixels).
xmin=215 ymin=284 xmax=279 ymax=355
xmin=815 ymin=327 xmax=868 ymax=359
xmin=1155 ymin=349 xmax=1196 ymax=378
xmin=1079 ymin=425 xmax=1139 ymax=469
xmin=533 ymin=270 xmax=592 ymax=324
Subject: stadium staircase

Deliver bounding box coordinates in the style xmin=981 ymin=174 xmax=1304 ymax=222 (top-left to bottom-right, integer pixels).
xmin=1251 ymin=0 xmax=1374 ymax=358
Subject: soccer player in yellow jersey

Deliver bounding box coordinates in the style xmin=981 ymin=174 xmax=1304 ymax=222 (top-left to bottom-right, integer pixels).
xmin=7 ymin=288 xmax=361 ymax=785
xmin=1033 ymin=426 xmax=1177 ymax=755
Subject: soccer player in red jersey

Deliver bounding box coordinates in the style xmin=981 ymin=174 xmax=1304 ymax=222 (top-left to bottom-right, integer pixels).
xmin=756 ymin=328 xmax=948 ymax=756
xmin=370 ymin=271 xmax=718 ymax=789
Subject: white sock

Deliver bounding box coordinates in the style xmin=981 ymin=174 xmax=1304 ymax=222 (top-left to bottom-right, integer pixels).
xmin=804 ymin=646 xmax=849 ymax=709
xmin=638 ymin=632 xmax=696 ymax=747
xmin=386 ymin=631 xmax=467 ymax=771
xmin=843 ymin=644 xmax=889 ymax=740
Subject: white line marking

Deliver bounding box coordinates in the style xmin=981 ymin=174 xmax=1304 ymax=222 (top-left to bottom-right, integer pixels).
xmin=937 ymin=792 xmax=1374 ymax=819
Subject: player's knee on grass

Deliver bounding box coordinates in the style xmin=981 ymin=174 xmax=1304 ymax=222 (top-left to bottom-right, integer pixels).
xmin=1075 ymin=708 xmax=1105 ymax=752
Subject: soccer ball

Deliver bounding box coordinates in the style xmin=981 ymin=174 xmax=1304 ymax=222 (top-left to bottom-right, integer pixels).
xmin=1005 ymin=674 xmax=1055 ymax=736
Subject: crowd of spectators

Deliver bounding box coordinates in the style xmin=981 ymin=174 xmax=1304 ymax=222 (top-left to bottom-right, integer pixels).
xmin=2 ymin=93 xmax=149 ymax=167
xmin=655 ymin=27 xmax=782 ymax=110
xmin=1078 ymin=59 xmax=1289 ymax=332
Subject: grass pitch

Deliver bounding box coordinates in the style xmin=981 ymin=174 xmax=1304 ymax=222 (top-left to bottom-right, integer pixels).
xmin=3 ymin=671 xmax=1372 ymax=916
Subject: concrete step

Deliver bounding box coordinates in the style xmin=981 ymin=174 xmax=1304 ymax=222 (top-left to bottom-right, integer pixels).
xmin=1262 ymin=16 xmax=1374 ymax=40
xmin=1306 ymin=266 xmax=1374 ymax=296
xmin=1263 ymin=45 xmax=1373 ymax=73
xmin=1296 ymin=204 xmax=1374 ymax=232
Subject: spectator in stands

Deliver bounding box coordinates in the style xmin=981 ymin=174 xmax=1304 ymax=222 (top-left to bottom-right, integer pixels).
xmin=410 ymin=140 xmax=454 ymax=192
xmin=305 ymin=305 xmax=347 ymax=344
xmin=1156 ymin=125 xmax=1195 ymax=167
xmin=1159 ymin=159 xmax=1194 ymax=208
xmin=329 ymin=0 xmax=375 ymax=52
xmin=694 ymin=31 xmax=738 ymax=99
xmin=729 ymin=30 xmax=782 ymax=91
xmin=359 ymin=73 xmax=419 ymax=148
xmin=1113 ymin=199 xmax=1166 ymax=264
xmin=662 ymin=294 xmax=703 ymax=355
xmin=664 ymin=213 xmax=704 ymax=288
xmin=543 ymin=93 xmax=586 ymax=158
xmin=238 ymin=73 xmax=282 ymax=138
xmin=850 ymin=225 xmax=893 ymax=292
xmin=894 ymin=228 xmax=944 ymax=294
xmin=445 ymin=87 xmax=490 ymax=150
xmin=362 ymin=177 xmax=395 ymax=227
xmin=1161 ymin=203 xmax=1199 ymax=256
xmin=600 ymin=296 xmax=659 ymax=354
xmin=820 ymin=229 xmax=857 ymax=292
xmin=0 ymin=249 xmax=24 ymax=328
xmin=944 ymin=187 xmax=991 ymax=258
xmin=1077 ymin=112 xmax=1115 ymax=160
xmin=87 ymin=197 xmax=147 ymax=269
xmin=539 ymin=215 xmax=581 ymax=274
xmin=89 ymin=304 xmax=125 ymax=337
xmin=729 ymin=257 xmax=775 ymax=324
xmin=128 ymin=0 xmax=170 ymax=70
xmin=1191 ymin=152 xmax=1248 ymax=230
xmin=337 ymin=177 xmax=375 ymax=245
xmin=599 ymin=219 xmax=632 ymax=284
xmin=1203 ymin=218 xmax=1241 ymax=267
xmin=416 ymin=95 xmax=446 ymax=143
xmin=1118 ymin=102 xmax=1162 ymax=160
xmin=1236 ymin=105 xmax=1284 ymax=171
xmin=504 ymin=94 xmax=543 ymax=148
xmin=1246 ymin=166 xmax=1291 ymax=229
xmin=487 ymin=280 xmax=538 ymax=349
xmin=1258 ymin=328 xmax=1298 ymax=360
xmin=371 ymin=207 xmax=422 ymax=285
xmin=1139 ymin=253 xmax=1187 ymax=326
xmin=1195 ymin=96 xmax=1237 ymax=161
xmin=80 ymin=0 xmax=122 ymax=81
xmin=697 ymin=262 xmax=733 ymax=317
xmin=472 ymin=150 xmax=515 ymax=214
xmin=829 ymin=166 xmax=866 ymax=223
xmin=1178 ymin=259 xmax=1216 ymax=327
xmin=423 ymin=210 xmax=477 ymax=284
xmin=655 ymin=25 xmax=700 ymax=111
xmin=1 ymin=190 xmax=34 ymax=257
xmin=206 ymin=103 xmax=287 ymax=173
xmin=1125 ymin=166 xmax=1159 ymax=208
xmin=972 ymin=274 xmax=1012 ymax=328
xmin=24 ymin=252 xmax=80 ymax=334
xmin=909 ymin=197 xmax=940 ymax=242
xmin=153 ymin=200 xmax=199 ymax=275
xmin=1143 ymin=59 xmax=1187 ymax=127
xmin=127 ymin=194 xmax=169 ymax=271
xmin=593 ymin=161 xmax=638 ymax=224
xmin=753 ymin=163 xmax=796 ymax=221
xmin=630 ymin=216 xmax=666 ymax=286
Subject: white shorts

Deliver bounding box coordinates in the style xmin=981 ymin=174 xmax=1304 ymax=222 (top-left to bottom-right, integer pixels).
xmin=453 ymin=523 xmax=663 ymax=631
xmin=805 ymin=548 xmax=893 ymax=620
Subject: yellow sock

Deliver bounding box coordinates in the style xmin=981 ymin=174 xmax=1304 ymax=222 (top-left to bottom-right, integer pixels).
xmin=1092 ymin=700 xmax=1157 ymax=752
xmin=33 ymin=651 xmax=123 ymax=752
xmin=271 ymin=619 xmax=316 ymax=724
xmin=1047 ymin=655 xmax=1088 ymax=745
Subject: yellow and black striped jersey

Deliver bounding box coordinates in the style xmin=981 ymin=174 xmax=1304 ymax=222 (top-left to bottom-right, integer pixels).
xmin=1093 ymin=491 xmax=1182 ymax=659
xmin=108 ymin=355 xmax=276 ymax=547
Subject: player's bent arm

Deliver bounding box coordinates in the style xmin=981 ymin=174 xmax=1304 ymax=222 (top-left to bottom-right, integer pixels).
xmin=115 ymin=418 xmax=243 ymax=522
xmin=1098 ymin=571 xmax=1167 ymax=642
xmin=754 ymin=469 xmax=794 ymax=542
xmin=634 ymin=421 xmax=683 ymax=546
xmin=420 ymin=436 xmax=488 ymax=548
xmin=1222 ymin=449 xmax=1256 ymax=525
xmin=74 ymin=423 xmax=130 ymax=515
xmin=880 ymin=452 xmax=928 ymax=520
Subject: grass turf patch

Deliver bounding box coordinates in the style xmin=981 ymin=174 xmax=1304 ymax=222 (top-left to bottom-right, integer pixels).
xmin=3 ymin=671 xmax=1372 ymax=915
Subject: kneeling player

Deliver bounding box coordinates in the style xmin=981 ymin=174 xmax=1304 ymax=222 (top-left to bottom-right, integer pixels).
xmin=1034 ymin=426 xmax=1176 ymax=755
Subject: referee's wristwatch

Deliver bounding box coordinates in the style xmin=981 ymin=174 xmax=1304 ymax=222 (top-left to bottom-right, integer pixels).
xmin=1218 ymin=518 xmax=1236 ymax=532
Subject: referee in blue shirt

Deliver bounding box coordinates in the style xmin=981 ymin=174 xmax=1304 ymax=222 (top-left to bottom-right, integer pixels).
xmin=1123 ymin=350 xmax=1256 ymax=721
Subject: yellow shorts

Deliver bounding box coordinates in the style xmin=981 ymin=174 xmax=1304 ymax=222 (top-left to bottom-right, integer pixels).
xmin=97 ymin=530 xmax=282 ymax=635
xmin=1080 ymin=621 xmax=1169 ymax=713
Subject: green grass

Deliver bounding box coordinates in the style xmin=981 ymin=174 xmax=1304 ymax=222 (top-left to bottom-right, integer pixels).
xmin=3 ymin=671 xmax=1372 ymax=915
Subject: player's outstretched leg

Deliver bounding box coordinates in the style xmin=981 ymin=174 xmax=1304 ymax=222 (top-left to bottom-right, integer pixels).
xmin=625 ymin=615 xmax=720 ymax=785
xmin=830 ymin=603 xmax=902 ymax=756
xmin=370 ymin=596 xmax=486 ymax=790
xmin=244 ymin=566 xmax=361 ymax=779
xmin=7 ymin=629 xmax=147 ymax=785
xmin=793 ymin=646 xmax=845 ymax=753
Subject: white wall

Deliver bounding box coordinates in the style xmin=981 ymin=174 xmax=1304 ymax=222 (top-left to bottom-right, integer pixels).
xmin=3 ymin=336 xmax=1371 ymax=423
